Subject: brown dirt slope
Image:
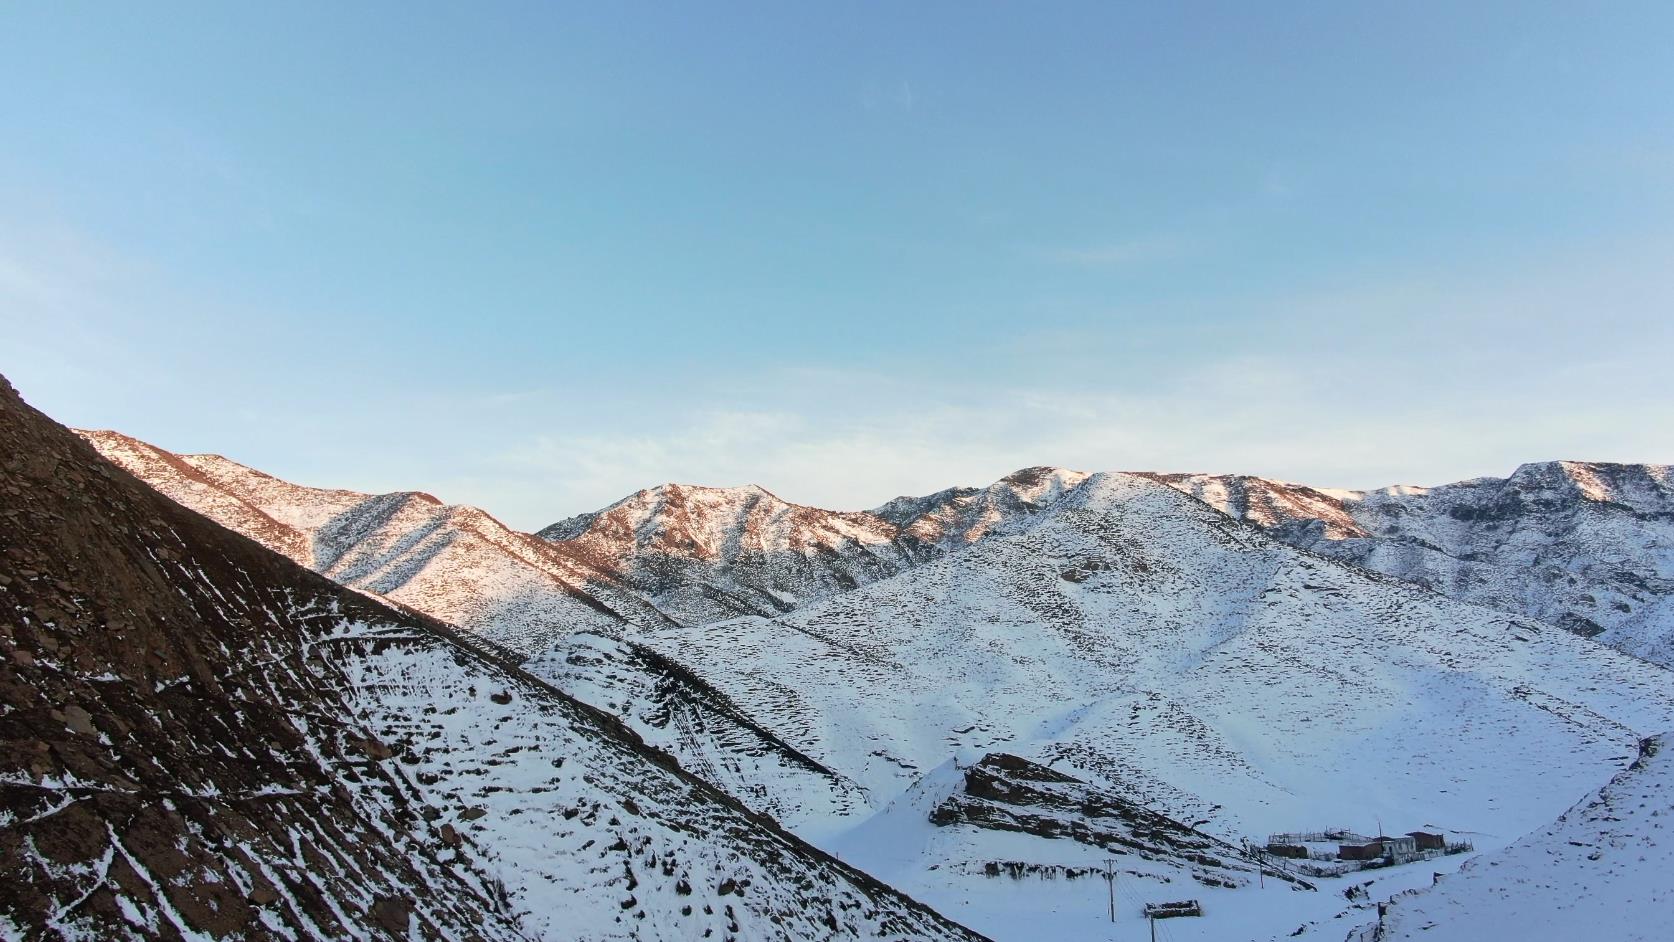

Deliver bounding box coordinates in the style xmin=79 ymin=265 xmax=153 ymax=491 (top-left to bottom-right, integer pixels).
xmin=0 ymin=374 xmax=529 ymax=941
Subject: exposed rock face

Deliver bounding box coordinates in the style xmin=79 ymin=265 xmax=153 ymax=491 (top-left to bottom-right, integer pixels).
xmin=1148 ymin=461 xmax=1674 ymax=666
xmin=536 ymin=467 xmax=1094 ymax=627
xmin=9 ymin=378 xmax=988 ymax=941
xmin=538 ymin=483 xmax=921 ymax=625
xmin=6 ymin=393 xmax=526 ymax=939
xmin=931 ymin=754 xmax=1307 ymax=890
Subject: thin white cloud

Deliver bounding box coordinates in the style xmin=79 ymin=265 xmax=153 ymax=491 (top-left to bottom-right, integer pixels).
xmin=1041 ymin=235 xmax=1190 ymax=267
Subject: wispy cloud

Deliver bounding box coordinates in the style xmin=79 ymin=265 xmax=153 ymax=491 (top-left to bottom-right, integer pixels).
xmin=1040 ymin=235 xmax=1190 ymax=267
xmin=861 ymin=79 xmax=920 ymax=113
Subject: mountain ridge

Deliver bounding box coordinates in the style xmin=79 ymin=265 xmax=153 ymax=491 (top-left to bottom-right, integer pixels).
xmin=1146 ymin=459 xmax=1674 ymax=666
xmin=11 ymin=380 xmax=987 ymax=941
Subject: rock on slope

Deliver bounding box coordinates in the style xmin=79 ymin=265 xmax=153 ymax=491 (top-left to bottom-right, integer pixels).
xmin=7 ymin=379 xmax=985 ymax=941
xmin=1360 ymin=734 xmax=1672 ymax=942
xmin=927 ymin=753 xmax=1303 ymax=892
xmin=1150 ymin=461 xmax=1674 ymax=667
xmin=77 ymin=430 xmax=674 ymax=653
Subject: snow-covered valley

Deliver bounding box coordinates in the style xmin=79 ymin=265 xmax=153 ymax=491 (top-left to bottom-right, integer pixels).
xmin=64 ymin=429 xmax=1674 ymax=941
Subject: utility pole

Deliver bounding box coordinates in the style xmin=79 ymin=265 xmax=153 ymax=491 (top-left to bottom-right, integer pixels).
xmin=1245 ymin=838 xmax=1263 ymax=888
xmin=1149 ymin=915 xmax=1156 ymax=942
xmin=1102 ymin=858 xmax=1117 ymax=923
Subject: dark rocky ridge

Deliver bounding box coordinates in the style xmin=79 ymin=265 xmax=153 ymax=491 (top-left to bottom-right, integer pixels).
xmin=1 ymin=377 xmax=526 ymax=939
xmin=931 ymin=754 xmax=1311 ymax=891
xmin=3 ymin=376 xmax=987 ymax=941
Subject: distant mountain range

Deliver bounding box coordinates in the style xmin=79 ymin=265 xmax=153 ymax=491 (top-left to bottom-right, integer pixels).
xmin=66 ymin=427 xmax=1674 ymax=940
xmin=1148 ymin=461 xmax=1674 ymax=666
xmin=81 ymin=431 xmax=1674 ymax=671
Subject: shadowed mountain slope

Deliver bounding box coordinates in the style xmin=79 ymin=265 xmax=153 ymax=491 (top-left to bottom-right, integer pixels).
xmin=8 ymin=379 xmax=986 ymax=941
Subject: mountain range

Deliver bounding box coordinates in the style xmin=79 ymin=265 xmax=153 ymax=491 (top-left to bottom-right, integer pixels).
xmin=64 ymin=425 xmax=1674 ymax=941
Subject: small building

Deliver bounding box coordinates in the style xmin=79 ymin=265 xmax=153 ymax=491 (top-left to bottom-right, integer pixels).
xmin=1265 ymin=842 xmax=1309 ymax=859
xmin=1338 ymin=839 xmax=1385 ymax=861
xmin=1377 ymin=835 xmax=1419 ymax=859
xmin=1408 ymin=830 xmax=1445 ymax=851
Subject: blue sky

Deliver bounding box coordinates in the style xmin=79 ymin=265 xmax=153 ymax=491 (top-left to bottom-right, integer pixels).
xmin=4 ymin=2 xmax=1672 ymax=528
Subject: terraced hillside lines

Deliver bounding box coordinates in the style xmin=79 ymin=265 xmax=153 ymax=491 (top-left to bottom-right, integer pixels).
xmin=1149 ymin=461 xmax=1674 ymax=667
xmin=6 ymin=404 xmax=528 ymax=940
xmin=10 ymin=377 xmax=988 ymax=942
xmin=328 ymin=621 xmax=987 ymax=942
xmin=527 ymin=631 xmax=873 ymax=831
xmin=636 ymin=473 xmax=1674 ymax=850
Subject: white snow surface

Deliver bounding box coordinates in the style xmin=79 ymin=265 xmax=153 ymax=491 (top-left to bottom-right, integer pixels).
xmin=80 ymin=431 xmax=1674 ymax=941
xmin=615 ymin=473 xmax=1674 ymax=938
xmin=1360 ymin=734 xmax=1673 ymax=942
xmin=319 ymin=615 xmax=984 ymax=941
xmin=640 ymin=473 xmax=1674 ymax=833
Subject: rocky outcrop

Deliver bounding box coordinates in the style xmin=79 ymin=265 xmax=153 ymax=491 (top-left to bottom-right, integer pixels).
xmin=931 ymin=754 xmax=1308 ymax=890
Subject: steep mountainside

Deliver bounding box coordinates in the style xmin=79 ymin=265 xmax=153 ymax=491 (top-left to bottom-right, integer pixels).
xmin=538 ymin=468 xmax=1092 ymax=626
xmin=611 ymin=471 xmax=1674 ymax=938
xmin=1150 ymin=461 xmax=1674 ymax=666
xmin=9 ymin=380 xmax=985 ymax=941
xmin=623 ymin=474 xmax=1674 ymax=903
xmin=528 ymin=630 xmax=872 ymax=830
xmin=78 ymin=430 xmax=674 ymax=652
xmin=1360 ymin=734 xmax=1672 ymax=942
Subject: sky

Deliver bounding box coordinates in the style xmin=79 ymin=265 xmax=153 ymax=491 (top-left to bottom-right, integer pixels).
xmin=3 ymin=2 xmax=1672 ymax=529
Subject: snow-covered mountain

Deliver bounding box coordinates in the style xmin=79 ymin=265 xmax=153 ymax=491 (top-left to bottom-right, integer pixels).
xmin=536 ymin=468 xmax=1091 ymax=627
xmin=65 ymin=430 xmax=1674 ymax=939
xmin=1359 ymin=733 xmax=1672 ymax=942
xmin=1149 ymin=461 xmax=1674 ymax=667
xmin=536 ymin=482 xmax=922 ymax=625
xmin=618 ymin=471 xmax=1674 ymax=936
xmin=77 ymin=430 xmax=676 ymax=651
xmin=11 ymin=381 xmax=983 ymax=941
xmin=74 ymin=433 xmax=900 ymax=829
